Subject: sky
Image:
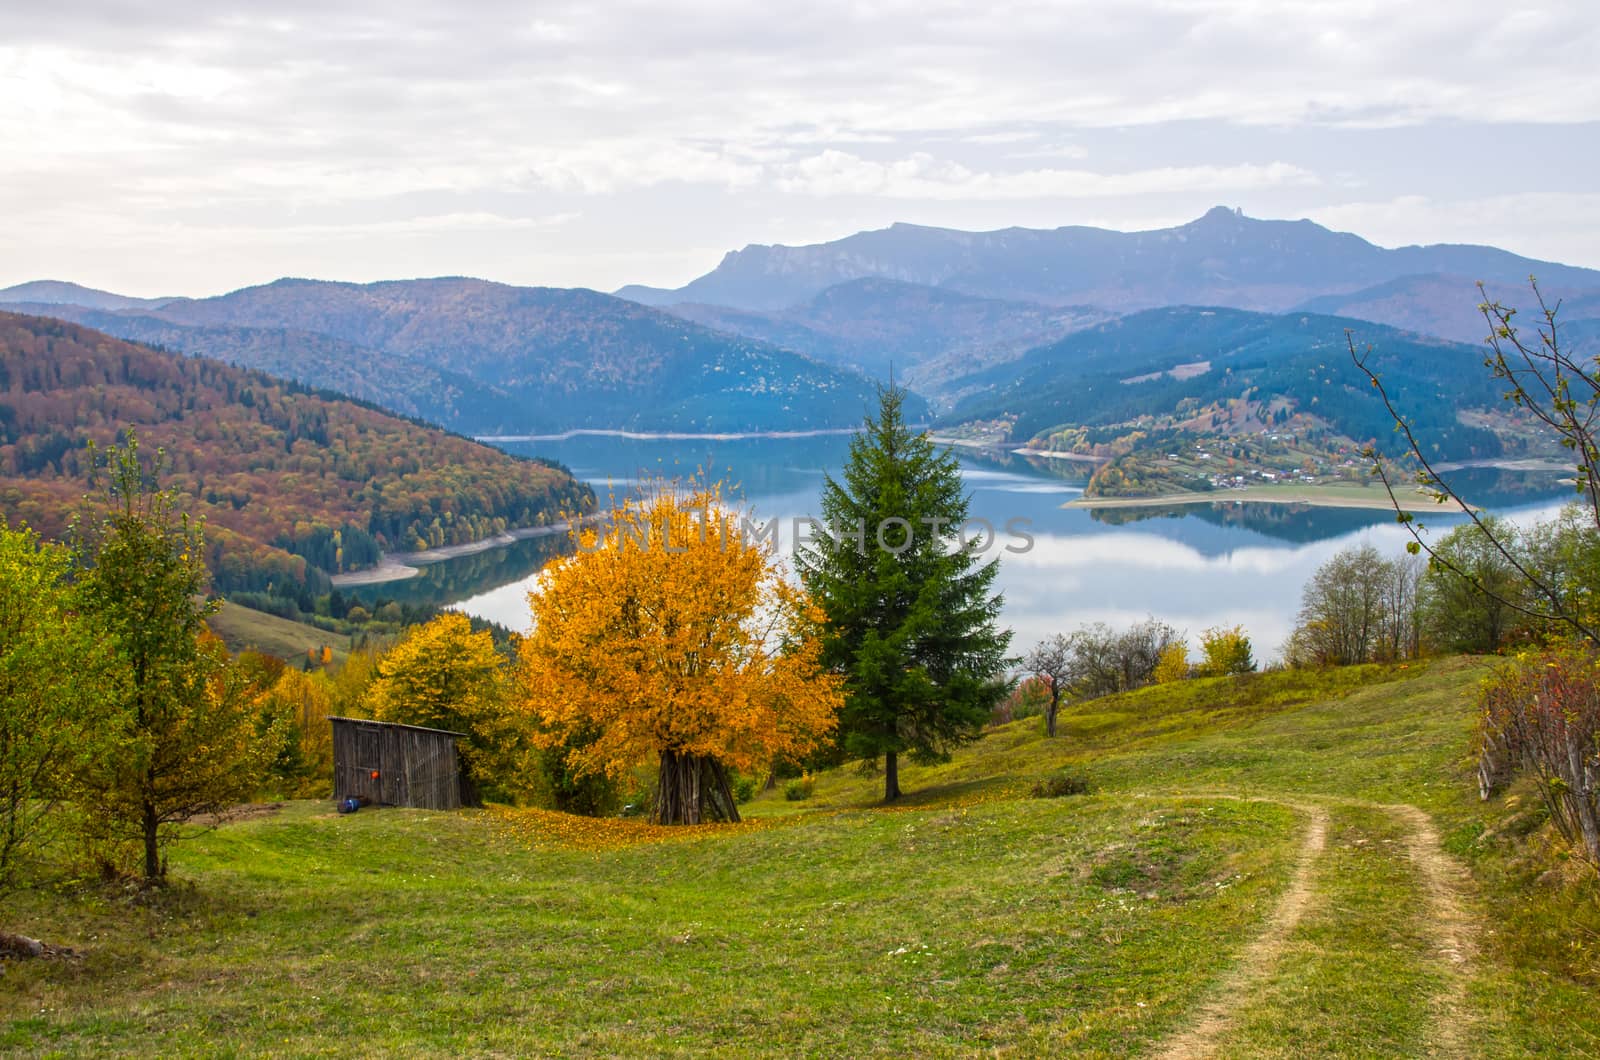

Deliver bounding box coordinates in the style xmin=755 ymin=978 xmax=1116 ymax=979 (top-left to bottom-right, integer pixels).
xmin=4 ymin=0 xmax=1599 ymax=298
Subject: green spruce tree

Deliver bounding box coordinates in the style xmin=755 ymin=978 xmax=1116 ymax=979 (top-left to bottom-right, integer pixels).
xmin=797 ymin=385 xmax=1010 ymax=801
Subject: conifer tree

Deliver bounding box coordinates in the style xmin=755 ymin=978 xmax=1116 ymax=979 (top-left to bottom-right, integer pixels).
xmin=797 ymin=386 xmax=1010 ymax=801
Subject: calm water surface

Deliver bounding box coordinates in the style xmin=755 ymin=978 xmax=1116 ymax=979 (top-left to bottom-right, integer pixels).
xmin=357 ymin=433 xmax=1572 ymax=661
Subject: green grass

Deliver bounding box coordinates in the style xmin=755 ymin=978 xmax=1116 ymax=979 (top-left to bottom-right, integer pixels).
xmin=1219 ymin=806 xmax=1443 ymax=1058
xmin=207 ymin=600 xmax=354 ymax=665
xmin=5 ymin=658 xmax=1600 ymax=1056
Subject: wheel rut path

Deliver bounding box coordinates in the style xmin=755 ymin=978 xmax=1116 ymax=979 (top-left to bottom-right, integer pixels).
xmin=1147 ymin=793 xmax=1483 ymax=1060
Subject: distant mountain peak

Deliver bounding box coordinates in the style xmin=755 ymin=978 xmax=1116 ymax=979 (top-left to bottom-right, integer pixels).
xmin=618 ymin=209 xmax=1600 ymax=316
xmin=0 ymin=279 xmax=173 ymax=312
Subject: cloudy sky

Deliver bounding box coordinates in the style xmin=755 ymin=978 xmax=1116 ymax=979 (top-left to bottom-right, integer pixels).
xmin=4 ymin=0 xmax=1598 ymax=297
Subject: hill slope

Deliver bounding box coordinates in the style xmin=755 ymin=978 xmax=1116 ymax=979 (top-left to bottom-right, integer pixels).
xmin=27 ymin=278 xmax=891 ymax=434
xmin=943 ymin=306 xmax=1509 ymax=461
xmin=12 ymin=304 xmax=528 ymax=428
xmin=5 ymin=660 xmax=1595 ymax=1054
xmin=667 ymin=278 xmax=1109 ymax=391
xmin=0 ymin=279 xmax=173 ymax=312
xmin=619 ymin=207 xmax=1600 ymax=316
xmin=1296 ymin=273 xmax=1600 ymax=346
xmin=0 ymin=312 xmax=594 ymax=595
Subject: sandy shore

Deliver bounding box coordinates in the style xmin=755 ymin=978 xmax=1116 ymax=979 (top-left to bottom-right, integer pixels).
xmin=926 ymin=437 xmax=1108 ymax=465
xmin=329 ymin=556 xmax=422 ymax=587
xmin=1009 ymin=447 xmax=1107 ymax=464
xmin=330 ymin=522 xmax=579 ymax=588
xmin=1430 ymin=458 xmax=1571 ymax=473
xmin=1064 ymin=485 xmax=1464 ymax=513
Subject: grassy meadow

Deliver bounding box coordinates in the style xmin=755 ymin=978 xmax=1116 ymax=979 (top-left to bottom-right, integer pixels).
xmin=206 ymin=601 xmax=357 ymax=667
xmin=4 ymin=658 xmax=1599 ymax=1057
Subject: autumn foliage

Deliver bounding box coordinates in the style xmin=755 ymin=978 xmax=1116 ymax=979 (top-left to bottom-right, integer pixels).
xmin=366 ymin=612 xmax=521 ymax=802
xmin=1478 ymin=648 xmax=1600 ymax=865
xmin=0 ymin=312 xmax=592 ymax=596
xmin=1196 ymin=625 xmax=1256 ymax=677
xmin=515 ymin=486 xmax=842 ymax=825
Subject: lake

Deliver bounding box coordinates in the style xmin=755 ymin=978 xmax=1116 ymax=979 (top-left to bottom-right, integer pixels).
xmin=353 ymin=433 xmax=1574 ymax=661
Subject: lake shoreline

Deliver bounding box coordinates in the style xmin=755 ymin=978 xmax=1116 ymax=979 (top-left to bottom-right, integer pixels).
xmin=1063 ymin=485 xmax=1463 ymax=513
xmin=330 ymin=522 xmax=579 ymax=587
xmin=928 ymin=436 xmax=1109 ymax=465
xmin=479 ymin=427 xmax=869 ymax=443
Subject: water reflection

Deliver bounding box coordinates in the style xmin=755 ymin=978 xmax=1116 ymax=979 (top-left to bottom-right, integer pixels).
xmin=349 ymin=533 xmax=568 ymax=610
xmin=376 ymin=434 xmax=1573 ymax=661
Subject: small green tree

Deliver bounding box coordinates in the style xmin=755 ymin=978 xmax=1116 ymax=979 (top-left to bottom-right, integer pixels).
xmin=0 ymin=524 xmax=108 ymax=886
xmin=73 ymin=433 xmax=282 ymax=882
xmin=1196 ymin=625 xmax=1256 ymax=676
xmin=1420 ymin=517 xmax=1527 ymax=653
xmin=797 ymin=385 xmax=1011 ymax=801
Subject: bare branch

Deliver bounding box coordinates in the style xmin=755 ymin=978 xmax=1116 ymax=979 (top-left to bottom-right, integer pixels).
xmin=1346 ymin=326 xmax=1600 ymax=645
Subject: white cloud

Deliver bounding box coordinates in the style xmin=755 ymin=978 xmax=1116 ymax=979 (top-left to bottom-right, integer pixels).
xmin=523 ymin=142 xmax=765 ymax=195
xmin=773 ymin=151 xmax=1318 ymax=200
xmin=1306 ymin=193 xmax=1600 ymax=274
xmin=1 ymin=0 xmax=1597 ymax=292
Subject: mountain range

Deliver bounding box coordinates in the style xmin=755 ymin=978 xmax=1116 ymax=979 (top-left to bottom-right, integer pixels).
xmin=610 ymin=208 xmax=1600 ymax=402
xmin=667 ymin=278 xmax=1110 ymax=393
xmin=0 ymin=278 xmax=892 ymax=435
xmin=6 ymin=208 xmax=1599 ymax=444
xmin=616 ymin=206 xmax=1600 ymax=315
xmin=0 ymin=279 xmax=176 ymax=312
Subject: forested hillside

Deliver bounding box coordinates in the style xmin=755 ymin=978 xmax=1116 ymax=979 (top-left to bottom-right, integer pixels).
xmin=0 ymin=312 xmax=593 ymax=597
xmin=21 ymin=277 xmax=894 ymax=434
xmin=14 ymin=308 xmax=528 ymax=428
xmin=943 ymin=306 xmax=1510 ymax=460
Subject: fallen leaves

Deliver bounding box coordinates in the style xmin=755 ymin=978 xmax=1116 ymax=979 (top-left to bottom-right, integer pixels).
xmin=489 ymin=806 xmax=780 ymax=852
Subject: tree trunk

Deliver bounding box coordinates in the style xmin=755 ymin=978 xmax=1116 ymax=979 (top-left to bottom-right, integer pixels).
xmin=1045 ymin=690 xmax=1061 ymax=738
xmin=654 ymin=749 xmax=741 ymax=825
xmin=141 ymin=800 xmax=161 ymax=882
xmin=884 ymin=751 xmax=901 ymax=802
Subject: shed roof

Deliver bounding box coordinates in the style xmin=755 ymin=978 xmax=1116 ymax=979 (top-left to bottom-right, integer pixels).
xmin=327 ymin=716 xmax=468 ymax=739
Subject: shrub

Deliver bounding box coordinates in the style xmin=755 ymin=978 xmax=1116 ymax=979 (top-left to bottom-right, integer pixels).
xmin=732 ymin=775 xmax=758 ymax=804
xmin=993 ymin=675 xmax=1050 ymax=726
xmin=1030 ymin=772 xmax=1091 ymax=798
xmin=784 ymin=775 xmax=816 ymax=801
xmin=1197 ymin=625 xmax=1256 ymax=677
xmin=1478 ymin=648 xmax=1600 ymax=864
xmin=537 ymin=742 xmax=621 ymax=817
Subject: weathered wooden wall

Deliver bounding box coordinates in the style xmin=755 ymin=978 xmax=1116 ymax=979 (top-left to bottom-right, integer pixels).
xmin=329 ymin=717 xmax=471 ymax=810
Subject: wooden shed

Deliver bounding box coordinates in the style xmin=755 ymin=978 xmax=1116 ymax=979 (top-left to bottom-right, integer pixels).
xmin=329 ymin=717 xmax=477 ymax=810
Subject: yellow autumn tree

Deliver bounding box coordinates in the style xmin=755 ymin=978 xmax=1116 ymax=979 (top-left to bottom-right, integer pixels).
xmin=1196 ymin=625 xmax=1256 ymax=677
xmin=256 ymin=668 xmax=336 ymax=796
xmin=516 ymin=485 xmax=842 ymax=825
xmin=1153 ymin=641 xmax=1190 ymax=683
xmin=364 ymin=612 xmax=520 ymax=800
